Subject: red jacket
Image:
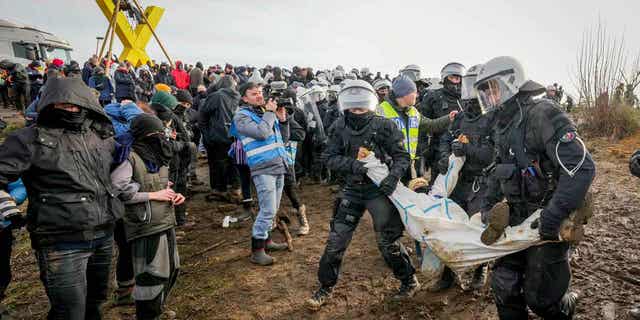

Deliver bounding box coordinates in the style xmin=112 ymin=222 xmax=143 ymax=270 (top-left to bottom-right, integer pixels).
xmin=171 ymin=62 xmax=190 ymax=89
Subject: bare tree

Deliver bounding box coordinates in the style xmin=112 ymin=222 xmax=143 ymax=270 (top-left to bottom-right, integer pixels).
xmin=573 ymin=19 xmax=627 ymax=108
xmin=621 ymin=51 xmax=640 ymax=107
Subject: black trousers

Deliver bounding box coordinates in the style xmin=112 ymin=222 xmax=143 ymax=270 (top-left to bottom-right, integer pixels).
xmin=317 ymin=187 xmax=415 ymax=288
xmin=283 ymin=168 xmax=301 ymax=210
xmin=0 ymin=228 xmax=12 ymax=301
xmin=491 ymin=241 xmax=574 ymax=320
xmin=205 ymin=142 xmax=236 ymax=192
xmin=235 ymin=164 xmax=252 ymax=200
xmin=114 ymin=220 xmax=134 ymax=288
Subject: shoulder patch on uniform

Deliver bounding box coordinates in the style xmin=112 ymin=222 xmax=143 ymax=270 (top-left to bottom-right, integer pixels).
xmin=559 ymin=131 xmax=576 ymax=143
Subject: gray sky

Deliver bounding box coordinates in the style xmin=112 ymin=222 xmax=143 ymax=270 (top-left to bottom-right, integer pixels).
xmin=2 ymin=0 xmax=639 ymax=95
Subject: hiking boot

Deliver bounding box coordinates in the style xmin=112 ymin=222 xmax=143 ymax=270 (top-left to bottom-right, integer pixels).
xmin=430 ymin=267 xmax=455 ymax=292
xmin=114 ymin=286 xmax=134 ymax=306
xmin=250 ymin=238 xmax=274 ymax=266
xmin=481 ymin=202 xmax=510 ymax=245
xmin=470 ymin=264 xmax=487 ymax=290
xmin=294 ymin=205 xmax=310 ymax=236
xmin=305 ymin=287 xmax=333 ymax=311
xmin=392 ymin=275 xmax=421 ymax=301
xmin=265 ymin=238 xmax=288 ymax=251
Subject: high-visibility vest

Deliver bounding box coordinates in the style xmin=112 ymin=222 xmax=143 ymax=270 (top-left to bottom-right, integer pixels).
xmin=377 ymin=101 xmax=420 ymax=159
xmin=230 ymin=108 xmax=290 ymax=169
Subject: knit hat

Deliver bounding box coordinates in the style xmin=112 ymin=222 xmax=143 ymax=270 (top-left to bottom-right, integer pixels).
xmin=130 ymin=113 xmax=165 ymax=139
xmin=151 ymin=90 xmax=178 ymax=111
xmin=155 ymin=83 xmax=172 ymax=93
xmin=174 ymin=89 xmax=193 ymax=105
xmin=49 ymin=58 xmax=65 ymax=70
xmin=392 ymin=75 xmax=417 ymax=98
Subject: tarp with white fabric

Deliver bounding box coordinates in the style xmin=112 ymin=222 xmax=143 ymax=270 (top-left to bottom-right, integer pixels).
xmin=359 ymin=152 xmax=542 ymax=278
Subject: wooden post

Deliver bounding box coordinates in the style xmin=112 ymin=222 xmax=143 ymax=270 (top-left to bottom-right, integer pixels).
xmin=106 ymin=0 xmax=121 ymax=66
xmin=131 ymin=0 xmax=173 ymax=67
xmin=97 ymin=4 xmax=117 ymax=61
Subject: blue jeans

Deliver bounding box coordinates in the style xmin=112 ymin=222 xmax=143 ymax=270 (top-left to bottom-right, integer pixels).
xmin=35 ymin=235 xmax=114 ymax=320
xmin=252 ymin=174 xmax=284 ymax=239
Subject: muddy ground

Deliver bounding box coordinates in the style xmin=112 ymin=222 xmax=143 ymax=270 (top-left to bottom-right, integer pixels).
xmin=2 ymin=111 xmax=640 ymax=319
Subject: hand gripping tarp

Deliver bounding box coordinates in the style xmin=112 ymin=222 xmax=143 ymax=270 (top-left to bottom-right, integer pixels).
xmin=360 ymin=152 xmax=542 ymax=278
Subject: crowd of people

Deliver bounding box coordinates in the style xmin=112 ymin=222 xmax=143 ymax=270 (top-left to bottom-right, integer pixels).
xmin=0 ymin=53 xmax=600 ymax=320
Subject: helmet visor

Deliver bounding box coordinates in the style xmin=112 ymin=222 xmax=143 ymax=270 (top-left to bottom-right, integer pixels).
xmin=338 ymin=87 xmax=378 ymax=112
xmin=460 ymin=75 xmax=477 ymax=101
xmin=476 ymin=76 xmax=517 ymax=114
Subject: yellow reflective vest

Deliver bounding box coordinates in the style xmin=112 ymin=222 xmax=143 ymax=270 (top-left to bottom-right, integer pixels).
xmin=377 ymin=101 xmax=420 ymax=159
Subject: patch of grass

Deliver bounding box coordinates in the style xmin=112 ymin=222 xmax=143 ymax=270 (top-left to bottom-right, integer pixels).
xmin=578 ymin=103 xmax=640 ymax=140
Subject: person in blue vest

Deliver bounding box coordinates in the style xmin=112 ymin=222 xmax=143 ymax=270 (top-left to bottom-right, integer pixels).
xmin=230 ymin=82 xmax=291 ymax=266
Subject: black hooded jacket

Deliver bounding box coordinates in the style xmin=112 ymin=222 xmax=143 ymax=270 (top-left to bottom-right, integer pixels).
xmin=198 ymin=77 xmax=240 ymax=145
xmin=0 ymin=77 xmax=122 ymax=247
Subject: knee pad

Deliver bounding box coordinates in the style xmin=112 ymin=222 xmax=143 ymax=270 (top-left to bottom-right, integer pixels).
xmin=331 ymin=198 xmax=363 ymax=230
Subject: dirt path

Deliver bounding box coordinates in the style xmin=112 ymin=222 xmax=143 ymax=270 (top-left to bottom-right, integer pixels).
xmin=3 ymin=137 xmax=640 ymax=319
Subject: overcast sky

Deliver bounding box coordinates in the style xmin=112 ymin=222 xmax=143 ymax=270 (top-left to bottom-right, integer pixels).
xmin=2 ymin=0 xmax=639 ymax=95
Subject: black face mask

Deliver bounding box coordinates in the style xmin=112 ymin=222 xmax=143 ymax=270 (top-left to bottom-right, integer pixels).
xmin=174 ymin=104 xmax=186 ymax=115
xmin=133 ymin=135 xmax=174 ymax=167
xmin=39 ymin=107 xmax=88 ymax=131
xmin=463 ymin=99 xmax=482 ymax=117
xmin=344 ymin=111 xmax=373 ymax=131
xmin=443 ymin=78 xmax=462 ymax=98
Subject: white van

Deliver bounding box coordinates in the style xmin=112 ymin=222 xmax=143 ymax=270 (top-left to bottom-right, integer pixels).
xmin=0 ymin=18 xmax=73 ymax=65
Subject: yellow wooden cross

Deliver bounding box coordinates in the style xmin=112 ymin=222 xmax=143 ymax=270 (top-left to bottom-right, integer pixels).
xmin=96 ymin=0 xmax=164 ymax=67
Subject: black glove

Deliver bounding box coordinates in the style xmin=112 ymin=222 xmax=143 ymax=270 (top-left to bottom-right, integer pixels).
xmin=352 ymin=160 xmax=368 ymax=175
xmin=630 ymin=153 xmax=640 ymax=178
xmin=379 ymin=174 xmax=400 ymax=196
xmin=437 ymin=157 xmax=450 ymax=175
xmin=451 ymin=140 xmax=466 ymax=157
xmin=481 ymin=210 xmax=490 ymax=224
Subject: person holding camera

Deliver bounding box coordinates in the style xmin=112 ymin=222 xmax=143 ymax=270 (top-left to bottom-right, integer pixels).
xmin=230 ymin=82 xmax=291 ymax=266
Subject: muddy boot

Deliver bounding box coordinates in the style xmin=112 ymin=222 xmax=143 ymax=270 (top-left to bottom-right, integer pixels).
xmin=305 ymin=286 xmax=333 ymax=311
xmin=392 ymin=275 xmax=421 ymax=301
xmin=228 ymin=189 xmax=243 ymax=204
xmin=630 ymin=306 xmax=640 ymax=319
xmin=250 ymin=238 xmax=274 ymax=266
xmin=481 ymin=202 xmax=510 ymax=245
xmin=560 ymin=291 xmax=579 ymax=319
xmin=294 ymin=205 xmax=310 ymax=236
xmin=189 ymin=175 xmax=204 ymax=186
xmin=560 ymin=191 xmax=593 ymax=243
xmin=114 ymin=285 xmax=134 ymax=306
xmin=205 ymin=190 xmax=228 ymax=202
xmin=470 ymin=264 xmax=487 ymax=290
xmin=235 ymin=199 xmax=253 ymax=222
xmin=430 ymin=266 xmax=455 ymax=292
xmin=265 ymin=237 xmax=288 ymax=252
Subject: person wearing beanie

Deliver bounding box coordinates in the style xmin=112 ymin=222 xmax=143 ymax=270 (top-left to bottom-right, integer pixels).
xmin=110 ymin=113 xmax=183 ymax=320
xmin=89 ymin=66 xmax=114 ymax=106
xmin=376 ymin=74 xmax=454 ymax=184
xmin=114 ymin=63 xmax=137 ymax=102
xmin=155 ymin=83 xmax=172 ymax=94
xmin=173 ymin=89 xmax=202 ymax=189
xmin=150 ymin=90 xmax=178 ymax=121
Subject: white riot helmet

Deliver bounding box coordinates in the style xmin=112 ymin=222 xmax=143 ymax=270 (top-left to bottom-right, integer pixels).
xmin=338 ymin=80 xmax=378 ymax=113
xmin=399 ymin=64 xmax=421 ymax=82
xmin=460 ymin=64 xmax=483 ymax=101
xmin=440 ymin=62 xmax=466 ymax=81
xmin=360 ymin=67 xmax=371 ymax=77
xmin=373 ymin=79 xmax=392 ymax=91
xmin=474 ymin=56 xmax=528 ymax=114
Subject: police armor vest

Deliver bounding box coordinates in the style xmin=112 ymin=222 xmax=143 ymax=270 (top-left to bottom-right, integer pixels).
xmin=377 ymin=101 xmax=420 ymax=160
xmin=123 ymin=152 xmax=176 ymax=242
xmin=452 ymin=112 xmax=495 ymax=179
xmin=492 ymin=102 xmax=563 ymax=226
xmin=230 ymin=108 xmax=291 ymax=168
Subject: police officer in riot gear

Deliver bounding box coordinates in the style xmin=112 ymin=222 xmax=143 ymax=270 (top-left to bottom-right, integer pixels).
xmin=433 ymin=64 xmax=495 ymax=292
xmin=477 ymin=56 xmax=595 ymax=319
xmin=306 ymin=80 xmax=418 ymax=311
xmin=420 ymin=62 xmax=466 ymax=186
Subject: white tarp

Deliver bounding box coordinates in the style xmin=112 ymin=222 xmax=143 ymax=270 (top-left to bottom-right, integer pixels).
xmin=360 ymin=152 xmax=542 ymax=278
